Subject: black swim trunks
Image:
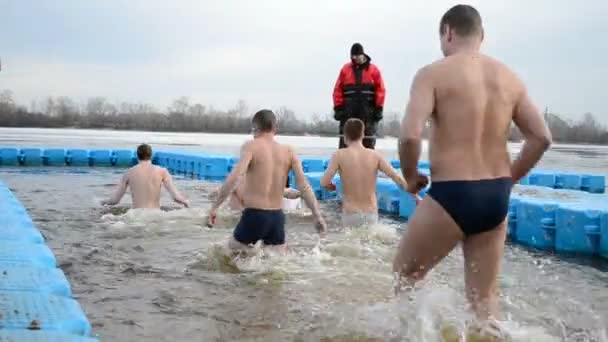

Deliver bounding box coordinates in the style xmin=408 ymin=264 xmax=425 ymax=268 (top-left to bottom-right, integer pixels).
xmin=427 ymin=177 xmax=513 ymax=236
xmin=233 ymin=208 xmax=286 ymax=245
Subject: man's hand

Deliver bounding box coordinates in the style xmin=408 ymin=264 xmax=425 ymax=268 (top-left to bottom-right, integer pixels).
xmin=373 ymin=106 xmax=383 ymax=121
xmin=325 ymin=182 xmax=337 ymax=192
xmin=405 ymin=172 xmax=429 ymax=194
xmin=180 ymin=199 xmax=191 ymax=208
xmin=206 ymin=208 xmax=217 ymax=228
xmin=333 ymin=106 xmax=345 ymax=121
xmin=314 ymin=215 xmax=328 ymax=237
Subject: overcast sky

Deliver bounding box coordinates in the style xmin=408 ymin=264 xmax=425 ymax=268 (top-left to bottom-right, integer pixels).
xmin=1 ymin=0 xmax=606 ymax=122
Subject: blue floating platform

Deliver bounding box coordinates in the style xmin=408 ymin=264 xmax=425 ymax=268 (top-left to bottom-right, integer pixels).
xmin=0 ymin=265 xmax=72 ymax=297
xmin=555 ymin=206 xmax=602 ymax=255
xmin=0 ymin=226 xmax=44 ymax=244
xmin=66 ymin=149 xmax=90 ymax=166
xmin=0 ymin=147 xmax=20 ymax=166
xmin=112 ymin=149 xmax=136 ymax=167
xmin=42 ymin=149 xmax=67 ymax=166
xmin=301 ymin=157 xmax=327 ymax=173
xmin=89 ymin=149 xmax=112 ymax=166
xmin=376 ymin=179 xmax=400 ymax=215
xmin=0 ymin=241 xmax=56 ymax=268
xmin=201 ymin=155 xmax=231 ymax=180
xmin=0 ymin=330 xmax=99 ymax=342
xmin=555 ymin=173 xmax=582 ymax=190
xmin=601 ymin=213 xmax=608 ymax=259
xmin=0 ymin=291 xmax=92 ymax=336
xmin=20 ymin=148 xmax=43 ymax=166
xmin=581 ymin=174 xmax=605 ymax=194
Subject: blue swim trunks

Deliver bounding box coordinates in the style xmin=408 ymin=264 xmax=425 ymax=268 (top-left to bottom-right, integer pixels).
xmin=233 ymin=208 xmax=286 ymax=245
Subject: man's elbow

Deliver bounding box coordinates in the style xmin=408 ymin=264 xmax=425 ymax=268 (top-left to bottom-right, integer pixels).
xmin=532 ymin=130 xmax=553 ymax=151
xmin=400 ymin=126 xmax=423 ymax=142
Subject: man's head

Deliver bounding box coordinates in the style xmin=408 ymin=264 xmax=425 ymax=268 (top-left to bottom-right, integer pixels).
xmin=137 ymin=143 xmax=152 ymax=161
xmin=439 ymin=4 xmax=484 ymax=56
xmin=350 ymin=43 xmax=367 ymax=65
xmin=251 ymin=109 xmax=277 ymax=136
xmin=343 ymin=118 xmax=365 ymax=145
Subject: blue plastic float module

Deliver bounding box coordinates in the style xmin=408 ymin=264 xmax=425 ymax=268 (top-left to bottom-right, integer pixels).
xmin=88 ymin=149 xmax=112 ymax=166
xmin=0 ymin=147 xmax=20 ymax=165
xmin=0 ymin=226 xmax=44 ymax=244
xmin=0 ymin=241 xmax=57 ymax=269
xmin=0 ymin=291 xmax=92 ymax=336
xmin=519 ymin=170 xmax=605 ymax=194
xmin=112 ymin=149 xmax=136 ymax=167
xmin=0 ymin=330 xmax=99 ymax=342
xmin=20 ymin=148 xmax=43 ymax=166
xmin=66 ymin=149 xmax=90 ymax=166
xmin=42 ymin=149 xmax=67 ymax=166
xmin=0 ymin=265 xmax=72 ymax=298
xmin=502 ymin=187 xmax=608 ymax=257
xmin=0 ymin=186 xmax=96 ymax=338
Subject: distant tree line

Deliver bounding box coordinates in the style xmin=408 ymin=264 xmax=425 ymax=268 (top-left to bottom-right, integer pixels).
xmin=0 ymin=89 xmax=606 ymax=144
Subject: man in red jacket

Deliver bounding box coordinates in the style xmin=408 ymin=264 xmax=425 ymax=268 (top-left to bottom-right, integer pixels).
xmin=333 ymin=43 xmax=386 ymax=149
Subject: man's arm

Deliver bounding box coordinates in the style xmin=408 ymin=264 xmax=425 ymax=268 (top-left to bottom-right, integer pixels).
xmin=511 ymin=84 xmax=552 ymax=182
xmin=320 ymin=153 xmax=339 ymax=190
xmin=283 ymin=188 xmax=301 ymax=199
xmin=377 ymin=154 xmax=408 ymax=190
xmin=210 ymin=142 xmax=253 ymax=211
xmin=399 ymin=66 xmax=434 ymax=182
xmin=161 ymin=169 xmax=190 ymax=207
xmin=333 ymin=68 xmax=345 ymax=115
xmin=373 ymin=66 xmax=386 ymax=113
xmin=102 ymin=174 xmax=129 ymax=205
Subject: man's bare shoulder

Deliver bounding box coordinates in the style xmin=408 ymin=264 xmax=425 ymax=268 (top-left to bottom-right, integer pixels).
xmin=279 ymin=143 xmax=297 ymax=164
xmin=241 ymin=138 xmax=256 ymax=151
xmin=330 ymin=149 xmax=344 ymax=163
xmin=480 ymin=54 xmax=526 ymax=93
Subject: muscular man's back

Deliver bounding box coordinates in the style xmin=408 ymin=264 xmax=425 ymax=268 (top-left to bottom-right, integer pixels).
xmin=430 ymin=53 xmax=519 ymax=181
xmin=242 ymin=138 xmax=291 ymax=210
xmin=336 ymin=148 xmax=380 ymax=212
xmin=128 ymin=163 xmax=164 ymax=208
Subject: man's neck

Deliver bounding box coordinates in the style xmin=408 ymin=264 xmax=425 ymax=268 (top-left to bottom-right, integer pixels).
xmin=138 ymin=160 xmax=152 ymax=165
xmin=255 ymin=132 xmax=275 ymax=140
xmin=347 ymin=140 xmax=365 ymax=149
xmin=447 ymin=40 xmax=481 ymax=56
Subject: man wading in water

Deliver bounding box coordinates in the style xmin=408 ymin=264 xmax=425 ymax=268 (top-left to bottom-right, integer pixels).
xmin=207 ymin=109 xmax=327 ymax=255
xmin=320 ymin=118 xmax=411 ymax=228
xmin=102 ymin=144 xmax=190 ymax=209
xmin=392 ymin=4 xmax=552 ymax=337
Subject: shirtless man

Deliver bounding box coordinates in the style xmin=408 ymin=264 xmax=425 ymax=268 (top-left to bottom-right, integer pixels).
xmin=392 ymin=4 xmax=552 ymax=325
xmin=320 ymin=118 xmax=412 ymax=228
xmin=101 ymin=144 xmax=190 ymax=209
xmin=207 ymin=109 xmax=327 ymax=253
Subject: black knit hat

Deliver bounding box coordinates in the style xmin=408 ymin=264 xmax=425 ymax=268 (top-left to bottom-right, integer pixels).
xmin=351 ymin=43 xmax=364 ymax=56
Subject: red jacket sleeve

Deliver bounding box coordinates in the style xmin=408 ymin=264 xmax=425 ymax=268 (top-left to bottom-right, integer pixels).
xmin=372 ymin=65 xmax=386 ymax=108
xmin=332 ymin=67 xmax=344 ymax=108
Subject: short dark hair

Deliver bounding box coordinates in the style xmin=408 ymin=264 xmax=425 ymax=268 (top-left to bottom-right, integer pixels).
xmin=344 ymin=118 xmax=364 ymax=141
xmin=439 ymin=4 xmax=482 ymax=37
xmin=252 ymin=109 xmax=276 ymax=132
xmin=137 ymin=144 xmax=152 ymax=160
